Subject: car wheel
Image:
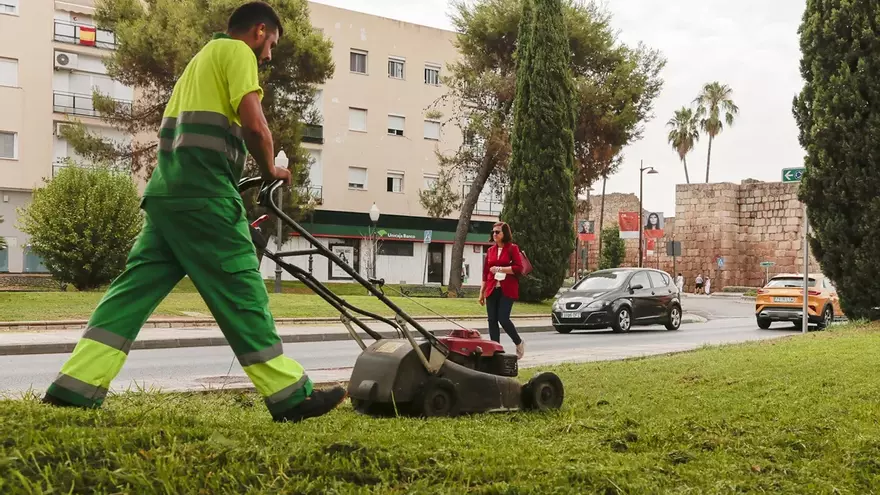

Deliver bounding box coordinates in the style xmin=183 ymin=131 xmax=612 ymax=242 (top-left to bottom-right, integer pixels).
xmin=818 ymin=305 xmax=833 ymax=330
xmin=665 ymin=304 xmax=682 ymax=331
xmin=612 ymin=307 xmax=632 ymax=333
xmin=757 ymin=318 xmax=771 ymax=330
xmin=553 ymin=325 xmax=572 ymax=334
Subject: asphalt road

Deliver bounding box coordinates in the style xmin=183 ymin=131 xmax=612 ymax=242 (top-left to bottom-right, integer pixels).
xmin=0 ymin=296 xmax=807 ymax=397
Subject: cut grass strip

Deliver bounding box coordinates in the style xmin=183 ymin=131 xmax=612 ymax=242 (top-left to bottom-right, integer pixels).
xmin=2 ymin=323 xmax=880 ymax=492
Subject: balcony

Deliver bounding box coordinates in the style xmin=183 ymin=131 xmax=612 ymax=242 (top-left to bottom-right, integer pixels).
xmin=53 ymin=91 xmax=132 ymax=119
xmin=302 ymin=124 xmax=323 ymax=144
xmin=54 ymin=20 xmax=117 ymax=50
xmin=462 ymin=185 xmax=503 ymax=216
xmin=299 ymin=185 xmax=323 ymax=204
xmin=52 ymin=160 xmax=131 ymax=178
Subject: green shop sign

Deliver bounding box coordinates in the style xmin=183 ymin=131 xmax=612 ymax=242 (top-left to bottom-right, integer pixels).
xmin=296 ymin=223 xmax=490 ymax=244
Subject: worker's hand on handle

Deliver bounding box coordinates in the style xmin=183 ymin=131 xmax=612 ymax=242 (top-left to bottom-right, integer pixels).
xmin=263 ymin=166 xmax=291 ymax=187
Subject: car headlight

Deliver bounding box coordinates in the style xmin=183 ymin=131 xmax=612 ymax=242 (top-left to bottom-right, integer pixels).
xmin=553 ymin=300 xmax=563 ymax=310
xmin=585 ymin=300 xmax=607 ymax=310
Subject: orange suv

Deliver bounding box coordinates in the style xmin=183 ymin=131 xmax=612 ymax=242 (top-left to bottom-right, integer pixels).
xmin=755 ymin=273 xmax=842 ymax=330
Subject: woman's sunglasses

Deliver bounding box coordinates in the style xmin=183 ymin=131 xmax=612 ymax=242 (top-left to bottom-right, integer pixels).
xmin=492 ymin=230 xmax=502 ymax=235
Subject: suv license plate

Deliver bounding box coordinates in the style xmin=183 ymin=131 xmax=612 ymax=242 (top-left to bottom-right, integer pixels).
xmin=562 ymin=312 xmax=581 ymax=319
xmin=774 ymin=297 xmax=796 ymax=303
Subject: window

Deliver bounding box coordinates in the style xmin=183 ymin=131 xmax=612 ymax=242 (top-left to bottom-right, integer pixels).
xmin=423 ymin=120 xmax=441 ymax=140
xmin=387 ymin=171 xmax=404 ymax=193
xmin=766 ymin=277 xmax=818 ymax=288
xmin=350 ymin=50 xmax=367 ymax=74
xmin=0 ymin=0 xmax=17 ymax=15
xmin=572 ymin=270 xmax=628 ymax=291
xmin=387 ymin=115 xmax=405 ymax=136
xmin=630 ymin=272 xmax=651 ymax=290
xmin=349 ymin=107 xmax=367 ymax=132
xmin=425 ymin=64 xmax=440 ymax=85
xmin=424 ymin=173 xmax=439 ymax=190
xmin=348 ymin=167 xmax=367 ymax=190
xmin=378 ymin=242 xmax=414 ymax=257
xmin=648 ymin=271 xmax=668 ymax=289
xmin=0 ymin=131 xmax=17 ymax=160
xmin=388 ymin=57 xmax=405 ymax=79
xmin=0 ymin=57 xmax=18 ymax=87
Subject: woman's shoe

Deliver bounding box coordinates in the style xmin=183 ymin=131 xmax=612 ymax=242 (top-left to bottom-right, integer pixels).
xmin=516 ymin=341 xmax=525 ymax=359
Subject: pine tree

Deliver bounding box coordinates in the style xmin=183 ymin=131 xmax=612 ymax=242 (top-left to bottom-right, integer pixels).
xmin=598 ymin=226 xmax=625 ymax=269
xmin=793 ymin=0 xmax=880 ymax=319
xmin=501 ymin=0 xmax=576 ymax=302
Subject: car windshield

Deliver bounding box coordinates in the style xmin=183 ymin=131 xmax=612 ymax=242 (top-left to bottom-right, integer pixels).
xmin=572 ymin=271 xmax=628 ymax=291
xmin=766 ymin=277 xmax=817 ymax=288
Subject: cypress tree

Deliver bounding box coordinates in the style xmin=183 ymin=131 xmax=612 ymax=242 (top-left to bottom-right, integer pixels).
xmin=501 ymin=0 xmax=577 ymax=302
xmin=793 ymin=0 xmax=880 ymax=319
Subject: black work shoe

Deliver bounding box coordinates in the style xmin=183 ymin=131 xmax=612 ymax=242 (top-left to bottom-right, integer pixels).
xmin=41 ymin=394 xmax=79 ymax=408
xmin=273 ymin=386 xmax=347 ymax=423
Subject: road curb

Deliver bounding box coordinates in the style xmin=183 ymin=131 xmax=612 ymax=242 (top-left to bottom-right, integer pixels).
xmin=0 ymin=325 xmax=559 ymax=357
xmin=0 ymin=314 xmax=549 ymax=332
xmin=0 ymin=312 xmax=707 ymax=356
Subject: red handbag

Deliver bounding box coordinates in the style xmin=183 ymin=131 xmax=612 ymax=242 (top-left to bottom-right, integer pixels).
xmin=517 ymin=246 xmax=533 ymax=277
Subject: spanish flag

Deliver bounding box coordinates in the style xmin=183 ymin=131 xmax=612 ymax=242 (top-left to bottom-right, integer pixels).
xmin=79 ymin=26 xmax=96 ymax=46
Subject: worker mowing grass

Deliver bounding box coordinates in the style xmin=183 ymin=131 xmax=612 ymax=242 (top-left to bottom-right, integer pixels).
xmin=41 ymin=2 xmax=347 ymax=423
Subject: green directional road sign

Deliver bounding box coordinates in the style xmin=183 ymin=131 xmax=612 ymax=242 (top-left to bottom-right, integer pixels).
xmin=782 ymin=167 xmax=805 ymax=183
xmin=760 ymin=261 xmax=775 ymax=268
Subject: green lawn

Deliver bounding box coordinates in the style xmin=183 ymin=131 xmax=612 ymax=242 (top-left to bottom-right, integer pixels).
xmin=2 ymin=324 xmax=880 ymax=493
xmin=0 ymin=287 xmax=551 ymax=322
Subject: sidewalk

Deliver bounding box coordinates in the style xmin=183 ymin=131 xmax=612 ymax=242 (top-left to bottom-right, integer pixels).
xmin=0 ymin=313 xmax=707 ymax=356
xmin=0 ymin=317 xmax=552 ymax=356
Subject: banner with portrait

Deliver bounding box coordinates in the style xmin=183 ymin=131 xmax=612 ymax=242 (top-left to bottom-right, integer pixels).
xmin=643 ymin=212 xmax=665 ymax=238
xmin=577 ymin=219 xmax=596 ymax=242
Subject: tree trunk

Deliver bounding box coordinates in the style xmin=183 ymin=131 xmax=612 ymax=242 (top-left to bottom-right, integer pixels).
xmin=597 ymin=173 xmax=607 ymax=262
xmin=683 ymin=155 xmax=690 ymax=184
xmin=705 ymin=136 xmax=714 ymax=183
xmin=447 ymin=156 xmax=495 ymax=294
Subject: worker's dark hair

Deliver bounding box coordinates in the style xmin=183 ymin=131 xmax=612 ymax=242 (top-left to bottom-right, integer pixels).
xmin=227 ymin=2 xmax=284 ymax=38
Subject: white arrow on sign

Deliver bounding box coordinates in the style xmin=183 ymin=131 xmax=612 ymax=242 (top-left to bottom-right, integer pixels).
xmin=783 ymin=168 xmax=804 ymax=182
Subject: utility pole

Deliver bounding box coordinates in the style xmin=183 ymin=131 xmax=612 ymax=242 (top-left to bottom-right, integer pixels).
xmin=638 ymin=161 xmax=658 ymax=268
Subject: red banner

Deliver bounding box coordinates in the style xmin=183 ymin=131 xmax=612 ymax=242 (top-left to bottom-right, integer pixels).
xmin=619 ymin=212 xmax=640 ymax=239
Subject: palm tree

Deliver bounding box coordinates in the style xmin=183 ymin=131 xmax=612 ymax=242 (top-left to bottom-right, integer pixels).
xmin=694 ymin=82 xmax=739 ymax=183
xmin=666 ymin=106 xmax=700 ymax=184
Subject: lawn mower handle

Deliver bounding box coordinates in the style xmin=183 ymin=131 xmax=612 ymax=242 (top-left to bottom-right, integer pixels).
xmin=240 ymin=177 xmax=450 ymax=364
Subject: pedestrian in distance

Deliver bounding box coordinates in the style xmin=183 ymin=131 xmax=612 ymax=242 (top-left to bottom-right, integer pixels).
xmin=695 ymin=274 xmax=704 ymax=295
xmin=479 ymin=222 xmax=526 ymax=359
xmin=40 ymin=2 xmax=347 ymax=423
xmin=675 ymin=273 xmax=684 ymax=293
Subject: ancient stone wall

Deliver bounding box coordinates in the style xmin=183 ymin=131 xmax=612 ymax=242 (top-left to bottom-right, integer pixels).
xmin=570 ymin=179 xmax=821 ymax=290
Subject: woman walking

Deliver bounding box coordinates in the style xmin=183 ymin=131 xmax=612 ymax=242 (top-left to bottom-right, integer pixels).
xmin=480 ymin=222 xmax=526 ymax=359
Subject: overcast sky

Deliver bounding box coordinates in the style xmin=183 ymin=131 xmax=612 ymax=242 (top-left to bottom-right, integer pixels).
xmin=313 ymin=0 xmax=808 ymax=217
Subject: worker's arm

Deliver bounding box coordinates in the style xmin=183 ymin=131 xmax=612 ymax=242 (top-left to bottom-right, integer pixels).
xmin=225 ymin=41 xmax=290 ymax=185
xmin=239 ymin=92 xmax=288 ymax=184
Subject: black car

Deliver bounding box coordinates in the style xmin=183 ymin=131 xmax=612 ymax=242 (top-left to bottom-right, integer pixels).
xmin=551 ymin=268 xmax=682 ymax=333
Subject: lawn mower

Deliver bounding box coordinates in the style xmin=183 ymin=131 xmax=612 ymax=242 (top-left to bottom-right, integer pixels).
xmin=239 ymin=176 xmax=564 ymax=417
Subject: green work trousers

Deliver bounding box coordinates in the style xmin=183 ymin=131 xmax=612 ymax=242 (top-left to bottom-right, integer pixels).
xmin=45 ymin=197 xmax=313 ymax=415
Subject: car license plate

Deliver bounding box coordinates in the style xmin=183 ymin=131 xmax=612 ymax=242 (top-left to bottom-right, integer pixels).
xmin=562 ymin=312 xmax=581 ymax=319
xmin=774 ymin=297 xmax=796 ymax=303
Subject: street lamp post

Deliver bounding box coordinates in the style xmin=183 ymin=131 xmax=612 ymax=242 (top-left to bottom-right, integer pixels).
xmin=638 ymin=160 xmax=659 ymax=268
xmin=274 ymin=150 xmax=289 ymax=294
xmin=369 ymin=202 xmax=380 ymax=278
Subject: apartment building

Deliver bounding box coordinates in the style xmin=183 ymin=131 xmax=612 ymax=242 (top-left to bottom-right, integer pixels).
xmin=265 ymin=2 xmax=503 ymax=286
xmin=0 ymin=1 xmax=502 ymax=286
xmin=0 ymin=0 xmax=134 ymax=273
